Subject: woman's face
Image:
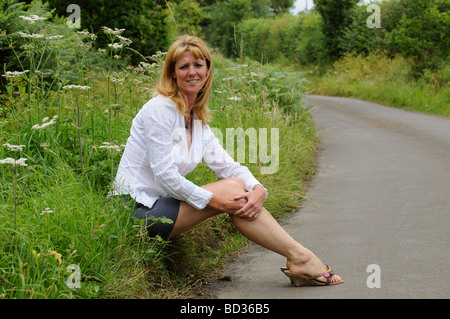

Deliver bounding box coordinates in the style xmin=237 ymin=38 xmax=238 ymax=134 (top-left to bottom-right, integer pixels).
xmin=173 ymin=51 xmax=208 ymax=102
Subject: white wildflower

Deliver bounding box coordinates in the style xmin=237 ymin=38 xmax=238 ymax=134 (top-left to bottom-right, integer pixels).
xmin=222 ymin=77 xmax=237 ymax=81
xmin=63 ymin=85 xmax=91 ymax=90
xmin=99 ymin=142 xmax=121 ymax=151
xmin=227 ymin=96 xmax=241 ymax=101
xmin=32 ymin=115 xmax=58 ymax=130
xmin=0 ymin=157 xmax=28 ymax=167
xmin=108 ymin=43 xmax=123 ymax=50
xmin=3 ymin=143 xmax=25 ymax=152
xmin=110 ymin=77 xmax=124 ymax=83
xmin=46 ymin=35 xmax=64 ymax=40
xmin=18 ymin=14 xmax=47 ymax=24
xmin=98 ymin=142 xmax=122 ymax=151
xmin=18 ymin=31 xmax=44 ymax=38
xmin=2 ymin=70 xmax=29 ymax=79
xmin=77 ymin=31 xmax=97 ymax=41
xmin=139 ymin=62 xmax=155 ymax=69
xmin=117 ymin=35 xmax=132 ymax=46
xmin=102 ymin=26 xmax=125 ymax=35
xmin=40 ymin=207 xmax=54 ymax=215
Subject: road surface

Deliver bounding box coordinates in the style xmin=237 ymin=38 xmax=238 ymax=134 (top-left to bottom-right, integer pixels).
xmin=207 ymin=95 xmax=450 ymax=299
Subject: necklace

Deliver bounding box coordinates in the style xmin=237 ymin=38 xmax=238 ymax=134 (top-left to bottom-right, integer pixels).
xmin=185 ymin=118 xmax=191 ymax=135
xmin=185 ymin=111 xmax=193 ymax=135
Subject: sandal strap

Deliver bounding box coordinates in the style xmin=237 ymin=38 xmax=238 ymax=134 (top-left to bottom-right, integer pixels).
xmin=310 ymin=265 xmax=335 ymax=285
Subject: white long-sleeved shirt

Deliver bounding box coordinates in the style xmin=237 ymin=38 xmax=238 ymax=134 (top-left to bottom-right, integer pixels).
xmin=112 ymin=94 xmax=265 ymax=210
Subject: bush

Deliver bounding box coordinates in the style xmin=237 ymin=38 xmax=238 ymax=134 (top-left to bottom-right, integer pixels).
xmin=44 ymin=0 xmax=170 ymax=65
xmin=236 ymin=12 xmax=327 ymax=66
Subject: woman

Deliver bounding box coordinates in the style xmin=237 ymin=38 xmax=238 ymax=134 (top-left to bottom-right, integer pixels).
xmin=112 ymin=35 xmax=343 ymax=286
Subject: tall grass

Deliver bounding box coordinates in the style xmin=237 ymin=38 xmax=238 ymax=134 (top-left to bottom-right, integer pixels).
xmin=307 ymin=52 xmax=450 ymax=116
xmin=0 ymin=14 xmax=318 ymax=298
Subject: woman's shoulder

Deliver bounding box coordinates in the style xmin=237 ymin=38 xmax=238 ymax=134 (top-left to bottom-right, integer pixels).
xmin=143 ymin=94 xmax=177 ymax=111
xmin=139 ymin=94 xmax=178 ymax=119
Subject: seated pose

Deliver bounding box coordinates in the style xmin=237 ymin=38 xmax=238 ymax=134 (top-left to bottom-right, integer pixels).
xmin=112 ymin=35 xmax=343 ymax=286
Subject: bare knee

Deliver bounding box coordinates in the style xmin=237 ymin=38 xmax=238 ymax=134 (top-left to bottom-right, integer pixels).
xmin=224 ymin=177 xmax=246 ymax=193
xmin=201 ymin=177 xmax=247 ymax=200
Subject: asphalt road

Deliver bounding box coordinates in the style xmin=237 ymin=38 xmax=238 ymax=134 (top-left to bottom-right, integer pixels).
xmin=207 ymin=95 xmax=450 ymax=299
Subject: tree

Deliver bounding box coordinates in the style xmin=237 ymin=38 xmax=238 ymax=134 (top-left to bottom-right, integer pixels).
xmin=44 ymin=0 xmax=170 ymax=64
xmin=271 ymin=0 xmax=294 ymax=14
xmin=385 ymin=0 xmax=449 ymax=72
xmin=312 ymin=0 xmax=357 ymax=61
xmin=201 ymin=0 xmax=271 ymax=56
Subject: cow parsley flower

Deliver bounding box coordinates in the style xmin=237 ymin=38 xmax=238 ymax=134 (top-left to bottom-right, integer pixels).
xmin=18 ymin=14 xmax=47 ymax=24
xmin=32 ymin=115 xmax=58 ymax=130
xmin=18 ymin=31 xmax=44 ymax=38
xmin=46 ymin=35 xmax=64 ymax=40
xmin=77 ymin=31 xmax=97 ymax=41
xmin=63 ymin=85 xmax=91 ymax=90
xmin=102 ymin=26 xmax=125 ymax=35
xmin=108 ymin=43 xmax=123 ymax=50
xmin=98 ymin=142 xmax=122 ymax=151
xmin=0 ymin=157 xmax=28 ymax=167
xmin=2 ymin=70 xmax=29 ymax=79
xmin=3 ymin=143 xmax=25 ymax=152
xmin=40 ymin=207 xmax=54 ymax=215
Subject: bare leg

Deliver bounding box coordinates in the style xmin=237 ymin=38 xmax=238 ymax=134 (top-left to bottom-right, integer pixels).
xmin=230 ymin=209 xmax=342 ymax=283
xmin=168 ymin=178 xmax=342 ymax=283
xmin=168 ymin=177 xmax=244 ymax=238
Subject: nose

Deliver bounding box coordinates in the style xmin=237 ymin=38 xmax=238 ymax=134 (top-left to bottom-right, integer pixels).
xmin=187 ymin=65 xmax=196 ymax=75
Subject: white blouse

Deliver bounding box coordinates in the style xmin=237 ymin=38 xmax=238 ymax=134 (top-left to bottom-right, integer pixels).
xmin=112 ymin=94 xmax=266 ymax=210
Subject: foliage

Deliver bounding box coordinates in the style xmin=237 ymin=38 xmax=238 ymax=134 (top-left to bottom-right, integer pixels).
xmin=338 ymin=3 xmax=385 ymax=56
xmin=166 ymin=0 xmax=203 ymax=39
xmin=0 ymin=0 xmax=83 ymax=87
xmin=308 ymin=52 xmax=450 ymax=116
xmin=44 ymin=0 xmax=170 ymax=64
xmin=201 ymin=0 xmax=272 ymax=57
xmin=384 ymin=0 xmax=449 ymax=73
xmin=312 ymin=0 xmax=357 ymax=61
xmin=270 ymin=0 xmax=294 ymax=14
xmin=236 ymin=11 xmax=327 ymax=66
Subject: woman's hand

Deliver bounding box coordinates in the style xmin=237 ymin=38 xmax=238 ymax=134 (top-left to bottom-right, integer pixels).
xmin=207 ymin=193 xmax=247 ymax=215
xmin=232 ymin=185 xmax=266 ymax=220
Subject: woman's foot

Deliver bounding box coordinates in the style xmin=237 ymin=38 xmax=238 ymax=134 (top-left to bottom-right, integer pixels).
xmin=285 ymin=250 xmax=343 ymax=284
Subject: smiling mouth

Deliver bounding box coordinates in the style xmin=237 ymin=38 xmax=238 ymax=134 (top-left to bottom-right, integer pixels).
xmin=187 ymin=79 xmax=200 ymax=83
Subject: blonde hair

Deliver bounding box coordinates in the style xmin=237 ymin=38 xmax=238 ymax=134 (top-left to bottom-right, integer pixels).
xmin=155 ymin=35 xmax=213 ymax=124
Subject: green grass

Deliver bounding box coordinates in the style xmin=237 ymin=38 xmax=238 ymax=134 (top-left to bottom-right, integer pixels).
xmin=305 ymin=53 xmax=450 ymax=117
xmin=0 ymin=25 xmax=318 ymax=298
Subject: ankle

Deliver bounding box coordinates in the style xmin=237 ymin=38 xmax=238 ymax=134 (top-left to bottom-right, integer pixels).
xmin=287 ymin=247 xmax=313 ymax=265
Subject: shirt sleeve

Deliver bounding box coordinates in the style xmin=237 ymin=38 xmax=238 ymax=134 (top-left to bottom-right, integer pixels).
xmin=142 ymin=100 xmax=213 ymax=210
xmin=201 ymin=124 xmax=267 ymax=197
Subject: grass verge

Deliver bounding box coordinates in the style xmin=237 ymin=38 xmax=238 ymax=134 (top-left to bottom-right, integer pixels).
xmin=305 ymin=53 xmax=450 ymax=117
